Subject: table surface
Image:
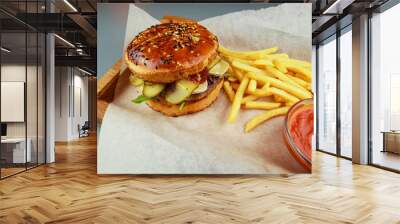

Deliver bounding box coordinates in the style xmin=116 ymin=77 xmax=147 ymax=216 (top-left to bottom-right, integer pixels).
xmin=1 ymin=138 xmax=28 ymax=143
xmin=381 ymin=131 xmax=400 ymax=134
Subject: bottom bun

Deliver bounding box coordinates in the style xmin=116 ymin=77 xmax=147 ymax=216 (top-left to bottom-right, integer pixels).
xmin=146 ymin=78 xmax=223 ymax=117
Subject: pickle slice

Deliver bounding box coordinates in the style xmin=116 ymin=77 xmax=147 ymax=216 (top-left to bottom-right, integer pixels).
xmin=143 ymin=82 xmax=165 ymax=98
xmin=129 ymin=75 xmax=144 ymax=86
xmin=209 ymin=59 xmax=229 ymax=76
xmin=165 ymin=80 xmax=199 ymax=104
xmin=207 ymin=55 xmax=221 ymax=70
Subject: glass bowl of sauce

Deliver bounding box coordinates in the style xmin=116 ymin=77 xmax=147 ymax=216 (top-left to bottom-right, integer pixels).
xmin=284 ymin=98 xmax=314 ymax=171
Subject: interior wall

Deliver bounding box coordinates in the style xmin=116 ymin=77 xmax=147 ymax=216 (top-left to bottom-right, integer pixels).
xmin=54 ymin=67 xmax=92 ymax=141
xmin=54 ymin=66 xmax=70 ymax=141
xmin=88 ymin=77 xmax=97 ymax=132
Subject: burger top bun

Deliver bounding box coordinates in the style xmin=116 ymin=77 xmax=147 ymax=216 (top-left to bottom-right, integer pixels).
xmin=124 ymin=22 xmax=218 ymax=83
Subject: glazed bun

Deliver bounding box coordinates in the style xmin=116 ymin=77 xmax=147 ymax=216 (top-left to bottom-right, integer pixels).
xmin=124 ymin=22 xmax=218 ymax=83
xmin=146 ymin=78 xmax=223 ymax=117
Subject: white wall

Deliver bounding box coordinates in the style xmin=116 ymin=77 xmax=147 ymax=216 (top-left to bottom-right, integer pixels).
xmin=72 ymin=73 xmax=89 ymax=138
xmin=54 ymin=67 xmax=90 ymax=141
xmin=1 ymin=63 xmax=46 ymax=164
xmin=54 ymin=66 xmax=69 ymax=141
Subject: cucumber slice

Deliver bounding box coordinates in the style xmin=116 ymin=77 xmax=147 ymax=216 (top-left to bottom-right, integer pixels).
xmin=129 ymin=75 xmax=144 ymax=86
xmin=207 ymin=55 xmax=221 ymax=70
xmin=209 ymin=59 xmax=229 ymax=76
xmin=143 ymin=83 xmax=165 ymax=98
xmin=165 ymin=80 xmax=199 ymax=104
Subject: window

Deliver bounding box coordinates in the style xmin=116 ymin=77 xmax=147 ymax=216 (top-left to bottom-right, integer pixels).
xmin=339 ymin=26 xmax=352 ymax=158
xmin=370 ymin=3 xmax=400 ymax=171
xmin=317 ymin=35 xmax=337 ymax=155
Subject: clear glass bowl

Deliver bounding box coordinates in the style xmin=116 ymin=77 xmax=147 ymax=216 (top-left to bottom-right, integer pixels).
xmin=284 ymin=98 xmax=314 ymax=171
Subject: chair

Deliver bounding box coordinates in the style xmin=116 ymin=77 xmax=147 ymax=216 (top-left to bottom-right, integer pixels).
xmin=78 ymin=121 xmax=90 ymax=138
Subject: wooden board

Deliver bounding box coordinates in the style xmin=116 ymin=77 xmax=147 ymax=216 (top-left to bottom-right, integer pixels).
xmin=97 ymin=58 xmax=123 ymax=123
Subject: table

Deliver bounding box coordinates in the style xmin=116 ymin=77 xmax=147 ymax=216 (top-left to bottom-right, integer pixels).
xmin=381 ymin=131 xmax=400 ymax=154
xmin=1 ymin=138 xmax=31 ymax=163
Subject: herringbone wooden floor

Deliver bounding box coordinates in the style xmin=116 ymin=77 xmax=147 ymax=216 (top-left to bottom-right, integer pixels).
xmin=0 ymin=135 xmax=399 ymax=224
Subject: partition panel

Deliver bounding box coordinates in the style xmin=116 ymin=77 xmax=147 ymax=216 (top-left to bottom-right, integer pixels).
xmin=0 ymin=31 xmax=28 ymax=178
xmin=0 ymin=1 xmax=47 ymax=179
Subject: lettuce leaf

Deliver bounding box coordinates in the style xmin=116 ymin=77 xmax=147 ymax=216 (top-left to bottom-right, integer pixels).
xmin=132 ymin=95 xmax=151 ymax=104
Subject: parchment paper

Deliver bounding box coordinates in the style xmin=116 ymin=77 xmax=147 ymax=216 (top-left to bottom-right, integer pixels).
xmin=98 ymin=4 xmax=311 ymax=174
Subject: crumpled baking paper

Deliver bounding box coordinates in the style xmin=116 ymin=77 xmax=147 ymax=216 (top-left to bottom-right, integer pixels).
xmin=98 ymin=3 xmax=311 ymax=174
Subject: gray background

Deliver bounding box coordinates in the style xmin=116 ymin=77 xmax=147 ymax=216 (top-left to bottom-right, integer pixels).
xmin=97 ymin=3 xmax=281 ymax=77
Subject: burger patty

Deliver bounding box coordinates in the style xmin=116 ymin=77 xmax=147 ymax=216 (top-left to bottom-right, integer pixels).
xmin=186 ymin=68 xmax=209 ymax=84
xmin=186 ymin=76 xmax=222 ymax=102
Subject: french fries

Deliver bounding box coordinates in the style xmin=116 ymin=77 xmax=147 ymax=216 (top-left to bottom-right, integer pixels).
xmin=269 ymin=87 xmax=300 ymax=103
xmin=232 ymin=82 xmax=271 ymax=97
xmin=227 ymin=76 xmax=238 ymax=83
xmin=231 ymin=60 xmax=269 ymax=77
xmin=242 ymin=95 xmax=259 ymax=104
xmin=288 ymin=74 xmax=311 ymax=90
xmin=247 ymin=79 xmax=257 ymax=93
xmin=280 ymin=58 xmax=312 ymax=68
xmin=228 ymin=76 xmax=249 ymax=123
xmin=244 ymin=101 xmax=281 ymax=110
xmin=272 ymin=60 xmax=288 ymax=73
xmin=219 ymin=45 xmax=278 ymax=60
xmin=252 ymin=59 xmax=274 ymax=67
xmin=286 ymin=65 xmax=312 ymax=81
xmin=251 ymin=89 xmax=272 ymax=97
xmin=218 ymin=45 xmax=312 ymax=132
xmin=246 ymin=72 xmax=312 ymax=99
xmin=245 ymin=107 xmax=290 ymax=132
xmin=232 ymin=68 xmax=244 ymax=81
xmin=264 ymin=65 xmax=306 ymax=90
xmin=262 ymin=53 xmax=289 ymax=61
xmin=223 ymin=81 xmax=235 ymax=102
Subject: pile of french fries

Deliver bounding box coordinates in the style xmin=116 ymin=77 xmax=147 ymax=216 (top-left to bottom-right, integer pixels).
xmin=218 ymin=45 xmax=313 ymax=133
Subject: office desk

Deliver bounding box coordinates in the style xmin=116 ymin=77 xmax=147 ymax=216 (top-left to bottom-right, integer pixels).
xmin=1 ymin=138 xmax=31 ymax=163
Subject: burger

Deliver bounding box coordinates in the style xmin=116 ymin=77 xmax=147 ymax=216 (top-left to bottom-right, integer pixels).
xmin=124 ymin=21 xmax=228 ymax=116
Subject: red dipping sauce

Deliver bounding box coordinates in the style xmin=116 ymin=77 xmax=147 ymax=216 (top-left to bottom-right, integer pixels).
xmin=284 ymin=99 xmax=314 ymax=171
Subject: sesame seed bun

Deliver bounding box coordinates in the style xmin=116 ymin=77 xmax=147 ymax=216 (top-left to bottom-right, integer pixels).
xmin=124 ymin=22 xmax=219 ymax=83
